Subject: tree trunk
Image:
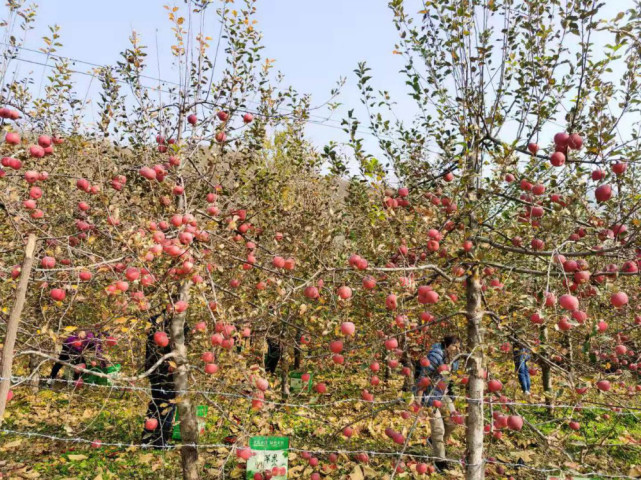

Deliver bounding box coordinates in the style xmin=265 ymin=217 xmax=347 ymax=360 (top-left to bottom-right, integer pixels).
xmin=29 ymin=355 xmax=40 ymax=393
xmin=293 ymin=328 xmax=302 ymax=370
xmin=563 ymin=333 xmax=573 ymax=373
xmin=400 ymin=333 xmax=412 ymax=392
xmin=540 ymin=325 xmax=553 ymax=406
xmin=0 ymin=234 xmax=36 ymax=426
xmin=281 ymin=346 xmax=290 ymax=399
xmin=171 ymin=280 xmax=199 ymax=480
xmin=383 ymin=348 xmax=391 ymax=384
xmin=465 ymin=267 xmax=485 ymax=480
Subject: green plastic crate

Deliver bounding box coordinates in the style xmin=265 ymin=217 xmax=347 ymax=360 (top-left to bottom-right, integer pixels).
xmin=172 ymin=405 xmax=208 ymax=441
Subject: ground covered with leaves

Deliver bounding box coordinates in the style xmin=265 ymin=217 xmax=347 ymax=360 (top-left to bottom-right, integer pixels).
xmin=2 ymin=372 xmax=640 ymax=480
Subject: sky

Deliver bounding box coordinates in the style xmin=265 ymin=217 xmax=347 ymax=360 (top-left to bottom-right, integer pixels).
xmin=4 ymin=0 xmax=636 ymax=174
xmin=7 ymin=0 xmax=410 ymax=152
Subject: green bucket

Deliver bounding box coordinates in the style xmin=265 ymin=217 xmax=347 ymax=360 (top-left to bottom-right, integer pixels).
xmin=83 ymin=364 xmax=121 ymax=386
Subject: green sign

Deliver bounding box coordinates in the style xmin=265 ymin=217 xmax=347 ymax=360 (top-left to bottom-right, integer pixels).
xmin=172 ymin=405 xmax=208 ymax=441
xmin=289 ymin=372 xmax=312 ymax=393
xmin=246 ymin=436 xmax=289 ymax=480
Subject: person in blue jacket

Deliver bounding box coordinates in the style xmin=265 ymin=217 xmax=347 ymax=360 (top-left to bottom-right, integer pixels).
xmin=513 ymin=341 xmax=531 ymax=395
xmin=414 ymin=335 xmax=461 ymax=471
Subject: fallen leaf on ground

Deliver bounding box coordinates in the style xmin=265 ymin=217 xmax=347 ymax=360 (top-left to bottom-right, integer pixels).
xmin=67 ymin=454 xmax=88 ymax=461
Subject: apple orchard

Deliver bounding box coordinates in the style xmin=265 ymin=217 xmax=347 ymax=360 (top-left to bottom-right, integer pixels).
xmin=1 ymin=1 xmax=641 ymax=480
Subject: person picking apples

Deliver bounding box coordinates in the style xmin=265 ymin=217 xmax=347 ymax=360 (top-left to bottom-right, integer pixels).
xmin=49 ymin=330 xmax=105 ymax=382
xmin=414 ymin=335 xmax=461 ymax=472
xmin=513 ymin=341 xmax=531 ymax=396
xmin=265 ymin=337 xmax=281 ymax=375
xmin=141 ymin=312 xmax=191 ymax=449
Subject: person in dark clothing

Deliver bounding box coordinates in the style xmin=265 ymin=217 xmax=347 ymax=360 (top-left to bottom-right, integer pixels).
xmin=265 ymin=337 xmax=281 ymax=375
xmin=50 ymin=331 xmax=104 ymax=381
xmin=141 ymin=313 xmax=190 ymax=449
xmin=513 ymin=342 xmax=531 ymax=395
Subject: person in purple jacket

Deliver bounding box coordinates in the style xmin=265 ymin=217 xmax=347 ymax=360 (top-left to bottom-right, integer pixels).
xmin=49 ymin=330 xmax=104 ymax=380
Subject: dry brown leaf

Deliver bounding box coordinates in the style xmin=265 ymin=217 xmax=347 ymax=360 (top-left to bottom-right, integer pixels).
xmin=138 ymin=453 xmax=154 ymax=464
xmin=628 ymin=465 xmax=641 ymax=478
xmin=512 ymin=450 xmax=534 ymax=462
xmin=1 ymin=439 xmax=23 ymax=449
xmin=350 ymin=465 xmax=365 ymax=480
xmin=67 ymin=454 xmax=88 ymax=461
xmin=362 ymin=465 xmax=379 ymax=477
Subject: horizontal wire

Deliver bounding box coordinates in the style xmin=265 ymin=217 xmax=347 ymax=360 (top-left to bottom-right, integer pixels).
xmin=4 ymin=375 xmax=640 ymax=414
xmin=1 ymin=428 xmax=640 ymax=478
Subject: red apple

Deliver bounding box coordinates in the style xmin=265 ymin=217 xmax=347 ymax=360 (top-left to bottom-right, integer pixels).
xmin=595 ymin=184 xmax=612 ymax=203
xmin=612 ymin=162 xmax=627 ymax=175
xmin=144 ymin=418 xmax=159 ymax=430
xmin=50 ymin=288 xmax=66 ymax=301
xmin=5 ymin=132 xmax=20 ymax=145
xmin=550 ymin=151 xmax=566 ymax=167
xmin=41 ymin=256 xmax=56 ymax=269
xmin=611 ymin=291 xmax=628 ymax=308
xmin=153 ymin=331 xmax=169 ymax=347
xmin=507 ymin=415 xmax=523 ymax=431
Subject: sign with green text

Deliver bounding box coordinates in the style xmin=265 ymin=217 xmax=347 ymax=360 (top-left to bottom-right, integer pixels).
xmin=289 ymin=371 xmax=312 ymax=393
xmin=547 ymin=476 xmax=590 ymax=480
xmin=246 ymin=436 xmax=289 ymax=480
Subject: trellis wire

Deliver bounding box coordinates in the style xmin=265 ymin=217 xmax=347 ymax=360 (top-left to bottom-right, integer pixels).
xmin=1 ymin=428 xmax=639 ymax=479
xmin=4 ymin=375 xmax=639 ymax=414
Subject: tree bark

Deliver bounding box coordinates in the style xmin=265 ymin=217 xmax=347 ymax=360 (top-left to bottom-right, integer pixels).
xmin=383 ymin=348 xmax=391 ymax=383
xmin=540 ymin=325 xmax=553 ymax=406
xmin=281 ymin=346 xmax=290 ymax=399
xmin=171 ymin=280 xmax=199 ymax=480
xmin=0 ymin=234 xmax=37 ymax=426
xmin=563 ymin=333 xmax=574 ymax=373
xmin=400 ymin=333 xmax=412 ymax=392
xmin=29 ymin=355 xmax=40 ymax=393
xmin=465 ymin=267 xmax=485 ymax=480
xmin=293 ymin=327 xmax=302 ymax=370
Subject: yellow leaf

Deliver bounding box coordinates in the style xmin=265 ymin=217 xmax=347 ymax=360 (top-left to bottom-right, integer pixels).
xmin=628 ymin=465 xmax=641 ymax=477
xmin=68 ymin=454 xmax=88 ymax=461
xmin=1 ymin=439 xmax=23 ymax=449
xmin=138 ymin=453 xmax=154 ymax=464
xmin=64 ymin=326 xmax=77 ymax=332
xmin=350 ymin=465 xmax=365 ymax=480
